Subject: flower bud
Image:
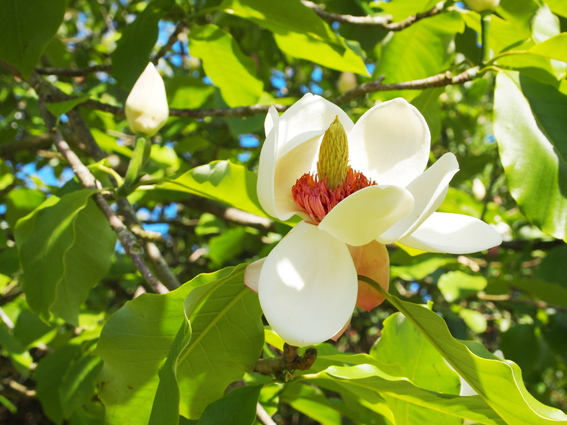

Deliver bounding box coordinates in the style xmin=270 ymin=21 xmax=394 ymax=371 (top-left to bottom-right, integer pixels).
xmin=125 ymin=62 xmax=169 ymax=137
xmin=317 ymin=116 xmax=350 ymax=190
xmin=464 ymin=0 xmax=500 ymax=13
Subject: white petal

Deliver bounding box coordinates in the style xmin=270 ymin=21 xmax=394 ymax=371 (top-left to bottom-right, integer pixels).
xmin=259 ymin=221 xmax=357 ymax=347
xmin=319 ymin=185 xmax=414 ymax=247
xmin=398 ymin=213 xmax=503 ymax=254
xmin=244 ymin=258 xmax=265 ymax=293
xmin=276 ymin=93 xmax=353 ymax=155
xmin=257 ymin=107 xmax=281 ymax=219
xmin=378 ymin=153 xmax=459 ymax=243
xmin=264 ymin=105 xmax=278 ymax=137
xmin=272 ymin=132 xmax=323 ymax=221
xmin=125 ymin=63 xmax=169 ymax=137
xmin=348 ymin=98 xmax=430 ymax=186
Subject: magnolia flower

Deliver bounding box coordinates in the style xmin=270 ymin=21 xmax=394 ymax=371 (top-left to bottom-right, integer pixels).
xmin=464 ymin=0 xmax=500 ymax=13
xmin=245 ymin=94 xmax=502 ymax=347
xmin=125 ymin=62 xmax=169 ymax=137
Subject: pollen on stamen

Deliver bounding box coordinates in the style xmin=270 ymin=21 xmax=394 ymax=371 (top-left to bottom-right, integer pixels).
xmin=291 ymin=168 xmax=377 ymax=224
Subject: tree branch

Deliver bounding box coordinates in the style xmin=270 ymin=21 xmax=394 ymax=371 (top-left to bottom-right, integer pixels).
xmin=183 ymin=196 xmax=275 ymax=232
xmin=152 ymin=20 xmax=188 ymax=64
xmin=301 ymin=0 xmax=443 ymax=31
xmin=477 ymin=292 xmax=567 ymax=314
xmin=254 ymin=343 xmax=317 ymax=375
xmin=256 ymin=403 xmax=277 ymax=425
xmin=38 ymin=100 xmax=169 ymax=294
xmin=333 ymin=67 xmax=478 ymax=104
xmin=35 ymin=64 xmax=111 ymax=77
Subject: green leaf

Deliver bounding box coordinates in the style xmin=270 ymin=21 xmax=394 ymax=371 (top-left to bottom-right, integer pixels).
xmin=459 ymin=308 xmax=487 ymax=333
xmin=535 ymin=245 xmax=567 ymax=286
xmin=411 ymin=88 xmax=444 ymax=143
xmin=529 ymin=33 xmax=567 ymax=63
xmin=370 ymin=312 xmax=461 ymax=425
xmin=98 ymin=265 xmax=264 ymax=423
xmin=220 ymin=0 xmax=368 ymax=75
xmin=46 ymin=96 xmax=91 ymax=120
xmin=488 ymin=277 xmax=567 ymax=307
xmin=197 ymin=384 xmax=262 ymax=425
xmin=302 ymin=365 xmax=504 ymax=425
xmin=496 ymin=0 xmax=539 ymax=38
xmin=382 ymin=293 xmax=567 ymax=424
xmin=14 ymin=189 xmax=116 ymax=324
xmin=494 ymin=70 xmax=567 ymax=240
xmin=36 ymin=342 xmax=103 ymax=424
xmin=373 ymin=11 xmax=463 ymax=101
xmin=165 ymin=76 xmax=216 ymax=109
xmin=5 ymin=187 xmax=46 ymax=229
xmin=438 ymin=271 xmax=487 ymax=302
xmin=208 ymin=227 xmax=247 ymax=267
xmin=157 ymin=160 xmax=267 ymax=218
xmin=111 ymin=0 xmax=174 ymax=90
xmin=545 ymin=0 xmax=567 ymax=17
xmin=0 ymin=0 xmax=67 ymax=78
xmin=189 ymin=24 xmax=264 ymax=107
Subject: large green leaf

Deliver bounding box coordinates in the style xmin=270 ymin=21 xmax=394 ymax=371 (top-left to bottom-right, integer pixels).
xmin=0 ymin=0 xmax=66 ymax=78
xmin=197 ymin=384 xmax=262 ymax=425
xmin=111 ymin=0 xmax=174 ymax=90
xmin=370 ymin=313 xmax=461 ymax=425
xmin=36 ymin=341 xmax=102 ymax=425
xmin=97 ymin=265 xmax=264 ymax=424
xmin=301 ymin=365 xmax=504 ymax=425
xmin=494 ymin=71 xmax=567 ymax=240
xmin=383 ymin=292 xmax=567 ymax=424
xmin=189 ymin=24 xmax=264 ymax=107
xmin=157 ymin=160 xmax=267 ymax=218
xmin=529 ymin=33 xmax=567 ymax=63
xmin=220 ymin=0 xmax=368 ymax=75
xmin=438 ymin=271 xmax=488 ymax=302
xmin=373 ymin=11 xmax=463 ymax=101
xmin=14 ymin=189 xmax=116 ymax=324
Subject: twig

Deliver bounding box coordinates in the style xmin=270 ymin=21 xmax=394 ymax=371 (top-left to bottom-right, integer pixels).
xmin=117 ymin=198 xmax=181 ymax=290
xmin=254 ymin=343 xmax=317 ymax=374
xmin=500 ymin=239 xmax=563 ymax=251
xmin=0 ymin=134 xmax=54 ymax=158
xmin=183 ymin=196 xmax=274 ymax=232
xmin=38 ymin=101 xmax=168 ymax=294
xmin=477 ymin=293 xmax=567 ymax=313
xmin=333 ymin=67 xmax=478 ymax=104
xmin=301 ymin=0 xmax=442 ymax=31
xmin=256 ymin=403 xmax=277 ymax=425
xmin=35 ymin=64 xmax=111 ymax=77
xmin=153 ymin=20 xmax=188 ymax=64
xmin=129 ymin=225 xmax=164 ymax=242
xmin=0 ymin=307 xmax=14 ymax=330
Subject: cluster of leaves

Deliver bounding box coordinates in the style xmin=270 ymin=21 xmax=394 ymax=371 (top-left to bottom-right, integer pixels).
xmin=0 ymin=0 xmax=566 ymax=424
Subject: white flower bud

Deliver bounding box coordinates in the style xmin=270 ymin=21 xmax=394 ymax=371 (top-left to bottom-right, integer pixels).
xmin=125 ymin=62 xmax=169 ymax=137
xmin=464 ymin=0 xmax=500 ymax=13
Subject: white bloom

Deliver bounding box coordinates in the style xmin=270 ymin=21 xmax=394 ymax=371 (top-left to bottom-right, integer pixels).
xmin=464 ymin=0 xmax=500 ymax=13
xmin=125 ymin=62 xmax=169 ymax=137
xmin=245 ymin=94 xmax=502 ymax=347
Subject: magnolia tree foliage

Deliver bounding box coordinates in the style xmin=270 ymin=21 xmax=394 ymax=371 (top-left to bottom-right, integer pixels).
xmin=0 ymin=0 xmax=566 ymax=424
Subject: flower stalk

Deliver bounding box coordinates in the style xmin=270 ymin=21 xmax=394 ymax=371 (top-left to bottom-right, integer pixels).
xmin=254 ymin=343 xmax=317 ymax=375
xmin=117 ymin=135 xmax=151 ymax=197
xmin=480 ymin=11 xmax=492 ymax=66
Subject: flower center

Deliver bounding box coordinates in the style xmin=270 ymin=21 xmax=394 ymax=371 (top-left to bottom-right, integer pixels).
xmin=292 ymin=168 xmax=377 ymax=223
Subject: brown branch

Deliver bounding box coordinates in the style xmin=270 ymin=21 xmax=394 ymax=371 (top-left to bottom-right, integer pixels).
xmin=35 ymin=64 xmax=111 ymax=77
xmin=333 ymin=67 xmax=479 ymax=104
xmin=301 ymin=0 xmax=442 ymax=31
xmin=0 ymin=134 xmax=53 ymax=158
xmin=153 ymin=20 xmax=188 ymax=64
xmin=477 ymin=292 xmax=567 ymax=313
xmin=38 ymin=101 xmax=168 ymax=294
xmin=117 ymin=198 xmax=181 ymax=290
xmin=183 ymin=196 xmax=274 ymax=232
xmin=254 ymin=343 xmax=317 ymax=375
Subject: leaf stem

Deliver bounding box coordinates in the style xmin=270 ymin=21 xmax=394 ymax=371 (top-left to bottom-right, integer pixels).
xmin=480 ymin=12 xmax=491 ymax=66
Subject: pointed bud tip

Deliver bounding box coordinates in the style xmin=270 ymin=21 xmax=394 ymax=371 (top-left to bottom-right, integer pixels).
xmin=125 ymin=62 xmax=169 ymax=137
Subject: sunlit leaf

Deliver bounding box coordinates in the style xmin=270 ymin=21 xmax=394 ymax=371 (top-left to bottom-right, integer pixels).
xmin=494 ymin=71 xmax=567 ymax=240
